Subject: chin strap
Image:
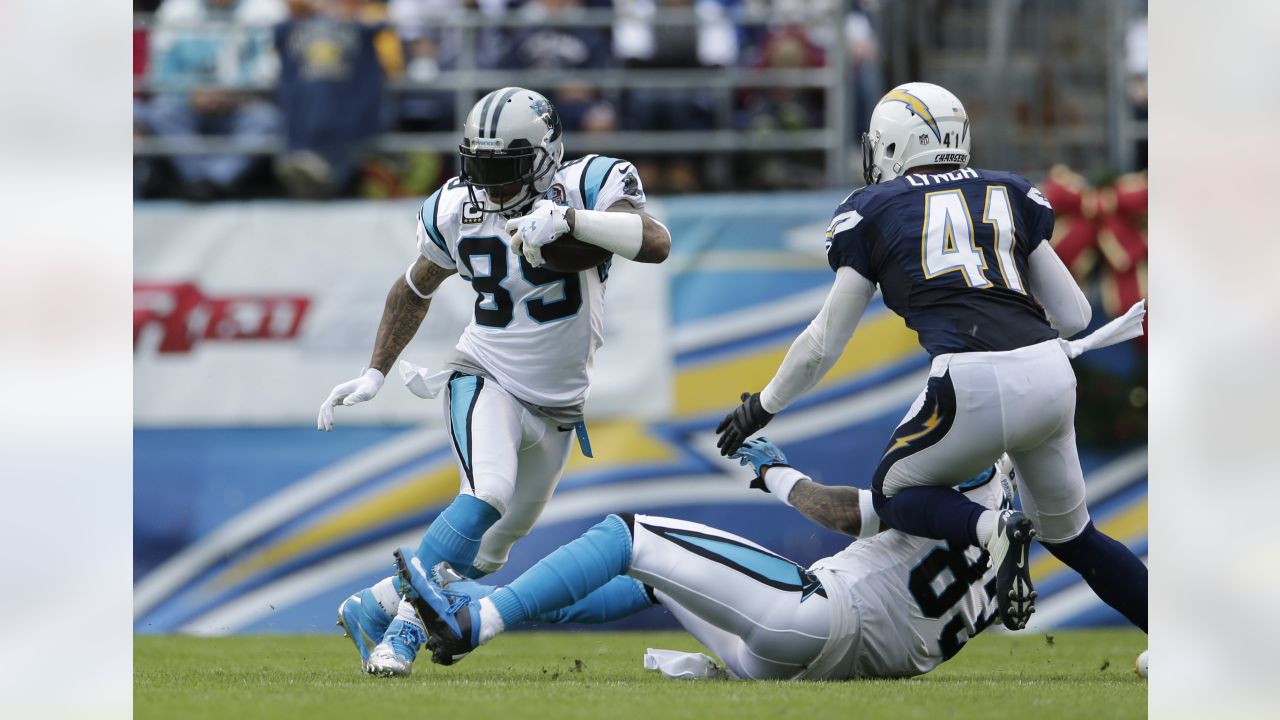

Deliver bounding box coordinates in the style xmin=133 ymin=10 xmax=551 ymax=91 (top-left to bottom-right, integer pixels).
xmin=484 ymin=191 xmax=535 ymax=217
xmin=499 ymin=196 xmax=538 ymax=219
xmin=469 ymin=182 xmax=540 ymax=216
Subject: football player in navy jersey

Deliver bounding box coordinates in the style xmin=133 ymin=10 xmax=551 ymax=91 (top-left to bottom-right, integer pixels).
xmin=715 ymin=83 xmax=1147 ymax=635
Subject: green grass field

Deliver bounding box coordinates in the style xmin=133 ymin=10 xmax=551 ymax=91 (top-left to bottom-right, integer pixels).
xmin=136 ymin=629 xmax=1146 ymax=720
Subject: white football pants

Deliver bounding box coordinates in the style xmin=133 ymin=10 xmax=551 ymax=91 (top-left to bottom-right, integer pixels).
xmin=874 ymin=339 xmax=1090 ymax=543
xmin=625 ymin=514 xmax=833 ymax=680
xmin=443 ymin=373 xmax=574 ymax=573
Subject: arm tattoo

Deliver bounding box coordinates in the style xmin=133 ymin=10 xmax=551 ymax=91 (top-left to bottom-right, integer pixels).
xmin=368 ymin=260 xmax=456 ymax=375
xmin=786 ymin=478 xmax=862 ymax=537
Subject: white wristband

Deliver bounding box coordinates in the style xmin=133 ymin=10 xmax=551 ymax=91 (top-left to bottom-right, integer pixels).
xmin=857 ymin=489 xmax=879 ymax=538
xmin=404 ymin=263 xmax=435 ymax=299
xmin=763 ymin=466 xmax=808 ymax=507
xmin=571 ymin=209 xmax=644 ymax=260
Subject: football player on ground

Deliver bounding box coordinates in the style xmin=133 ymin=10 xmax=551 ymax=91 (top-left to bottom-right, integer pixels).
xmin=714 ymin=82 xmax=1147 ymax=635
xmin=316 ymin=87 xmax=671 ymax=676
xmin=395 ymin=437 xmax=1013 ymax=680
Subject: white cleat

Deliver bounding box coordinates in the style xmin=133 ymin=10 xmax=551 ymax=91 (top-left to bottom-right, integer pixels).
xmin=365 ymin=642 xmax=414 ymax=677
xmin=986 ymin=509 xmax=1037 ymax=630
xmin=363 ymin=617 xmax=425 ymax=677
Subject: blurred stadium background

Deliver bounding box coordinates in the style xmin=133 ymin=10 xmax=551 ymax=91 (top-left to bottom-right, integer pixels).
xmin=133 ymin=0 xmax=1148 ymax=636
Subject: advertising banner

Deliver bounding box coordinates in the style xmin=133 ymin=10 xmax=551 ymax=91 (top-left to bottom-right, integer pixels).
xmin=134 ymin=200 xmax=671 ymax=425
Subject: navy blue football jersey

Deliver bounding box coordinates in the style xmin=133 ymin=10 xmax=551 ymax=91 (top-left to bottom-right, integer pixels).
xmin=826 ymin=167 xmax=1059 ymax=356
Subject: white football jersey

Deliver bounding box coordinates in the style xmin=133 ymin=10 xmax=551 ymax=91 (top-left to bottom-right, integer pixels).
xmin=415 ymin=155 xmax=646 ymax=410
xmin=808 ymin=478 xmax=1004 ymax=679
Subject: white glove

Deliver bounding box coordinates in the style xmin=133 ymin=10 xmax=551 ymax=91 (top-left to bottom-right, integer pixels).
xmin=505 ymin=199 xmax=569 ymax=268
xmin=317 ymin=367 xmax=385 ymax=431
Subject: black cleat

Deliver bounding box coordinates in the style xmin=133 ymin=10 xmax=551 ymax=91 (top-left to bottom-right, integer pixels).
xmin=986 ymin=510 xmax=1037 ymax=630
xmin=393 ymin=547 xmax=480 ymax=666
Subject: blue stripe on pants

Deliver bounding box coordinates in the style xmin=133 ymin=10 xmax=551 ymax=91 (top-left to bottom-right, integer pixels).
xmin=448 ymin=374 xmax=481 ymax=486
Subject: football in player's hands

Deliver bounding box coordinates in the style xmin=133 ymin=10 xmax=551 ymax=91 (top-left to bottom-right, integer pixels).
xmin=539 ymin=236 xmax=612 ymax=274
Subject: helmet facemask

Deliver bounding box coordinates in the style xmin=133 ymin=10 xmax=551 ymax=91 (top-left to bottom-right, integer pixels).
xmin=861 ymin=131 xmax=893 ymax=185
xmin=458 ymin=87 xmax=565 ymax=215
xmin=458 ymin=141 xmax=557 ymax=215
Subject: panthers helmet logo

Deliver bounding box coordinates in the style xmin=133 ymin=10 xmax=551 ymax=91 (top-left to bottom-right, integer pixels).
xmin=529 ymin=97 xmax=562 ymax=142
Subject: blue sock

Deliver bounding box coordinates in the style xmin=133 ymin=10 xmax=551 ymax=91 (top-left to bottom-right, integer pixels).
xmin=873 ymin=486 xmax=987 ymax=546
xmin=489 ymin=514 xmax=633 ymax=628
xmin=1044 ymin=522 xmax=1148 ymax=632
xmin=536 ymin=577 xmax=654 ymax=625
xmin=416 ymin=495 xmax=501 ymax=575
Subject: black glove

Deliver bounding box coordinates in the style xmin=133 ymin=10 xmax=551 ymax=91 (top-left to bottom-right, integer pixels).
xmin=715 ymin=391 xmax=775 ymax=456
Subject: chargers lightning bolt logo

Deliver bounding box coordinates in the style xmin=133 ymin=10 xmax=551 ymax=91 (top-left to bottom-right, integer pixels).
xmin=886 ymin=407 xmax=943 ymax=453
xmin=881 ymin=89 xmax=942 ymax=142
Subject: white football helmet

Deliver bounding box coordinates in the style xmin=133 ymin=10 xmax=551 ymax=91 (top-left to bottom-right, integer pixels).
xmin=459 ymin=87 xmax=565 ymax=214
xmin=861 ymin=82 xmax=971 ymax=184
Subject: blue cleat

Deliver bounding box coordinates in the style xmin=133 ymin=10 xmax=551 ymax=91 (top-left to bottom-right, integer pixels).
xmin=365 ymin=616 xmax=425 ymax=677
xmin=336 ymin=588 xmax=392 ymax=670
xmin=394 ymin=547 xmax=482 ymax=666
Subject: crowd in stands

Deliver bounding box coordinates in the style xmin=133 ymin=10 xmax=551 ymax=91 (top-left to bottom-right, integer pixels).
xmin=133 ymin=0 xmax=883 ymax=200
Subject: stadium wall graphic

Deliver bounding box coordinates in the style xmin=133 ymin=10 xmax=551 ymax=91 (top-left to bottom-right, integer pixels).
xmin=135 ymin=193 xmax=1147 ymax=634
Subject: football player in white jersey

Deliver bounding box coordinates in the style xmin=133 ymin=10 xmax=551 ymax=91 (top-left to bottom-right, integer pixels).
xmin=394 ymin=437 xmax=1010 ymax=680
xmin=316 ymin=87 xmax=671 ymax=676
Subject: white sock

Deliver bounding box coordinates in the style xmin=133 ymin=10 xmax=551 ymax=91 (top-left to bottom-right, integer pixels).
xmin=975 ymin=510 xmax=999 ymax=546
xmin=370 ymin=576 xmax=400 ymax=617
xmin=477 ymin=596 xmax=505 ymax=645
xmin=378 ymin=599 xmax=424 ymax=647
xmin=396 ymin=598 xmax=419 ymax=619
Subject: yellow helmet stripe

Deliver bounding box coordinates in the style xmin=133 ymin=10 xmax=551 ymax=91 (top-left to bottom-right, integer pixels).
xmin=881 ymin=89 xmax=943 ymax=142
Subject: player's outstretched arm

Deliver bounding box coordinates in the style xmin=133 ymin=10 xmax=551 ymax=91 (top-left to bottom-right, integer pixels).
xmin=785 ymin=477 xmax=865 ymax=537
xmin=730 ymin=437 xmax=876 ymax=538
xmin=716 ymin=267 xmax=874 ymax=456
xmin=317 ymin=257 xmax=456 ymax=431
xmin=760 ymin=266 xmax=875 ymax=413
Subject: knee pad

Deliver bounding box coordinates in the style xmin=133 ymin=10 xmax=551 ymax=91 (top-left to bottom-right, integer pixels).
xmin=1032 ymin=513 xmax=1091 ymax=545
